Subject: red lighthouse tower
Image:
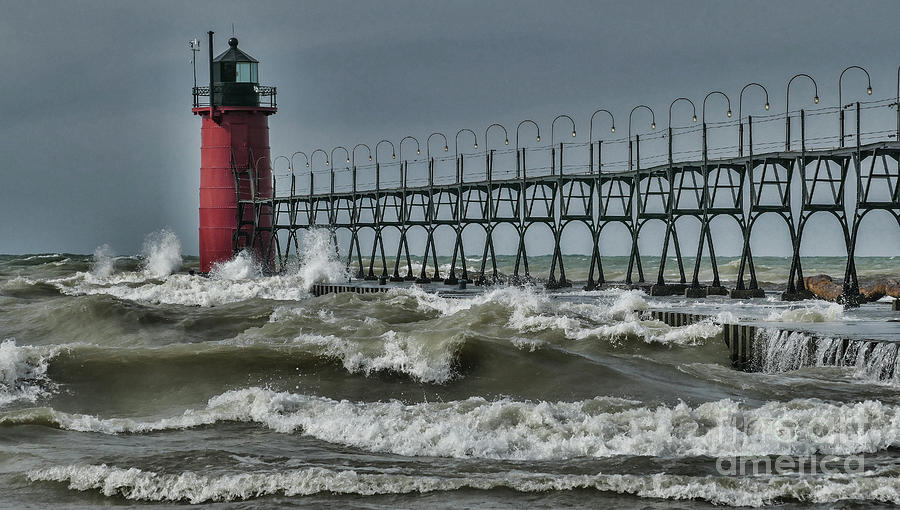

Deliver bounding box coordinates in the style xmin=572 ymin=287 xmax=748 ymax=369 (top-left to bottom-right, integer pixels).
xmin=192 ymin=32 xmax=276 ymax=272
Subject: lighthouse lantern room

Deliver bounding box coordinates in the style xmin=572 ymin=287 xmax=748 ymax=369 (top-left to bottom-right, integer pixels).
xmin=193 ymin=32 xmax=276 ymax=273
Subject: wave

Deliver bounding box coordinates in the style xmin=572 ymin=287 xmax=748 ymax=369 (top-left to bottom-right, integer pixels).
xmin=140 ymin=229 xmax=182 ymax=278
xmin=25 ymin=462 xmax=900 ymax=506
xmin=0 ymin=339 xmax=58 ymax=407
xmin=764 ymin=302 xmax=845 ymax=322
xmin=8 ymin=388 xmax=900 ymax=459
xmin=285 ymin=331 xmax=464 ymax=384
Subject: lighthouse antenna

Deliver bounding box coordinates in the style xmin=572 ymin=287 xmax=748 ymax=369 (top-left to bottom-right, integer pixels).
xmin=207 ymin=31 xmax=214 ymax=110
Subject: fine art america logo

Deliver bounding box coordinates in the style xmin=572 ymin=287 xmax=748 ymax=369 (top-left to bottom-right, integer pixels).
xmin=713 ymin=410 xmax=868 ymax=476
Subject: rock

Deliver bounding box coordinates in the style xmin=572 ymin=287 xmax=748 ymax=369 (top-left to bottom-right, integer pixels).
xmin=803 ymin=274 xmax=843 ymax=301
xmin=860 ymin=278 xmax=900 ymax=301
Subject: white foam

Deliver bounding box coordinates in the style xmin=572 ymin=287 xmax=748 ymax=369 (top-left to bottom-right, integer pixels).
xmin=209 ymin=250 xmax=260 ymax=280
xmin=296 ymin=229 xmax=349 ymax=286
xmin=24 ymin=388 xmax=900 ymax=460
xmin=0 ymin=339 xmax=56 ymax=407
xmin=141 ymin=229 xmax=182 ymax=278
xmin=286 ymin=331 xmax=461 ymax=384
xmin=765 ymin=302 xmax=845 ymax=322
xmin=49 ymin=229 xmax=351 ymax=307
xmin=90 ymin=244 xmax=115 ymax=278
xmin=27 ymin=463 xmax=900 ymax=506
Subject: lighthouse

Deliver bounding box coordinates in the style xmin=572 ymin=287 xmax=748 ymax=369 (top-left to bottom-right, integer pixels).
xmin=192 ymin=32 xmax=276 ymax=273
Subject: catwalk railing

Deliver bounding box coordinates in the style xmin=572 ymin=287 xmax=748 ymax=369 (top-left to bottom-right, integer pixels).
xmin=233 ymin=91 xmax=900 ymax=303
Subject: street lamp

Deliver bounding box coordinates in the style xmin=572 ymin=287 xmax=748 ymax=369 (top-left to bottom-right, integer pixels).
xmin=785 ymin=73 xmax=819 ymax=151
xmin=702 ymin=90 xmax=732 ymax=161
xmin=310 ymin=149 xmax=329 ymax=195
xmin=484 ymin=123 xmax=508 ymax=180
xmin=515 ymin=120 xmax=540 ymax=178
xmin=667 ymin=97 xmax=697 ymax=165
xmin=290 ymin=151 xmax=309 ymax=196
xmin=426 ymin=132 xmax=449 ymax=161
xmin=272 ymin=155 xmax=290 ymax=197
xmin=589 ymin=109 xmax=615 ymax=142
xmin=352 ymin=143 xmax=372 ymax=168
xmin=399 ymin=135 xmax=420 ymax=162
xmin=738 ymin=83 xmax=770 ymax=156
xmin=455 ymin=128 xmax=478 ymax=156
xmin=375 ymin=139 xmax=396 ymax=164
xmin=628 ymin=105 xmax=656 ymax=171
xmin=551 ymin=114 xmax=576 ymax=145
xmin=838 ymin=65 xmax=872 ymax=147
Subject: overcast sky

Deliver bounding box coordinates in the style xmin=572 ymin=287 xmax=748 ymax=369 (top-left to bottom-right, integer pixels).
xmin=1 ymin=0 xmax=898 ymax=256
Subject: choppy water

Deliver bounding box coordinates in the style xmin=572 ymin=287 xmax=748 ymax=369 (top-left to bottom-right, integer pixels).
xmin=1 ymin=230 xmax=899 ymax=508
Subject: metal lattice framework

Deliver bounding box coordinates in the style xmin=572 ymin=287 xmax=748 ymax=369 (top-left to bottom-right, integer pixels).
xmin=230 ymin=69 xmax=900 ymax=303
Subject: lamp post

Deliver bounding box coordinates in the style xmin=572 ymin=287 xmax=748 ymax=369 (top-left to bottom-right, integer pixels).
xmin=896 ymin=65 xmax=900 ymax=140
xmin=272 ymin=155 xmax=290 ymax=197
xmin=484 ymin=123 xmax=508 ymax=180
xmin=628 ymin=105 xmax=656 ymax=171
xmin=738 ymin=83 xmax=770 ymax=157
xmin=701 ymin=91 xmax=732 ymax=161
xmin=785 ymin=73 xmax=819 ymax=151
xmin=351 ymin=143 xmax=372 ymax=168
xmin=838 ymin=66 xmax=872 ymax=147
xmin=589 ymin=109 xmax=615 ymax=174
xmin=426 ymin=132 xmax=449 ymax=161
xmin=667 ymin=97 xmax=697 ymax=165
xmin=551 ymin=115 xmax=576 ymax=176
xmin=399 ymin=136 xmax=420 ymax=189
xmin=290 ymin=151 xmax=309 ymax=196
xmin=515 ymin=120 xmax=540 ymax=179
xmin=330 ymin=146 xmax=350 ymax=194
xmin=399 ymin=136 xmax=420 ymax=163
xmin=310 ymin=149 xmax=329 ymax=197
xmin=375 ymin=140 xmax=395 ymax=192
xmin=455 ymin=128 xmax=477 ymax=184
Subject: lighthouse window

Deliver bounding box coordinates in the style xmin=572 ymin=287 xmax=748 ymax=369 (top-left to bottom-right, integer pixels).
xmin=236 ymin=63 xmax=252 ymax=83
xmin=250 ymin=63 xmax=258 ymax=83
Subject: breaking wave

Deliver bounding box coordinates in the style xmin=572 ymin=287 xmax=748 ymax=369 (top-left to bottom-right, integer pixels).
xmin=141 ymin=229 xmax=182 ymax=278
xmin=9 ymin=388 xmax=900 ymax=459
xmin=25 ymin=462 xmax=900 ymax=506
xmin=0 ymin=339 xmax=58 ymax=407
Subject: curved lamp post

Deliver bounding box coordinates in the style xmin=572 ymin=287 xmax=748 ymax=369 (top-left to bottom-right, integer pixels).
xmin=309 ymin=149 xmax=329 ymax=196
xmin=628 ymin=105 xmax=656 ymax=171
xmin=352 ymin=143 xmax=372 ymax=167
xmin=290 ymin=151 xmax=309 ymax=195
xmin=896 ymin=65 xmax=900 ymax=139
xmin=738 ymin=83 xmax=770 ymax=156
xmin=399 ymin=135 xmax=420 ymax=162
xmin=374 ymin=139 xmax=396 ymax=164
xmin=551 ymin=114 xmax=576 ymax=145
xmin=455 ymin=129 xmax=477 ymax=185
xmin=426 ymin=132 xmax=449 ymax=161
xmin=272 ymin=155 xmax=290 ymax=197
xmin=589 ymin=109 xmax=615 ymax=174
xmin=785 ymin=73 xmax=819 ymax=151
xmin=330 ymin=146 xmax=350 ymax=194
xmin=838 ymin=65 xmax=872 ymax=147
xmin=701 ymin=91 xmax=732 ymax=161
xmin=551 ymin=115 xmax=576 ymax=175
xmin=515 ymin=120 xmax=540 ymax=178
xmin=484 ymin=123 xmax=508 ymax=180
xmin=667 ymin=97 xmax=697 ymax=165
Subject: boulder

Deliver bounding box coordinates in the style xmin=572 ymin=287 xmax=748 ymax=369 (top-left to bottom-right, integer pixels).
xmin=803 ymin=274 xmax=843 ymax=301
xmin=860 ymin=278 xmax=900 ymax=301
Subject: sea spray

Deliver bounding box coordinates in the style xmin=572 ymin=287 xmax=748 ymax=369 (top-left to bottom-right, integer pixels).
xmin=210 ymin=250 xmax=260 ymax=280
xmin=141 ymin=229 xmax=182 ymax=278
xmin=0 ymin=339 xmax=55 ymax=407
xmin=297 ymin=229 xmax=348 ymax=289
xmin=89 ymin=244 xmax=115 ymax=278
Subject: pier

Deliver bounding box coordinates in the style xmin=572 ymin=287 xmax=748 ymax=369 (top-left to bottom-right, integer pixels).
xmin=207 ymin=67 xmax=900 ymax=305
